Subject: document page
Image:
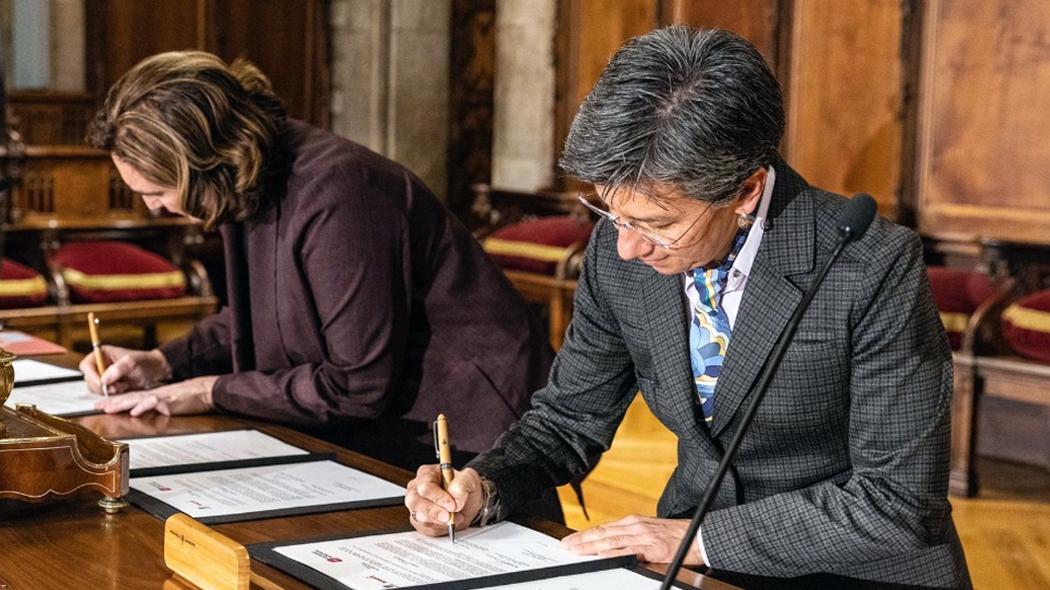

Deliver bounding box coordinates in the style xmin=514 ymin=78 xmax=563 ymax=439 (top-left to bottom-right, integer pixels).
xmin=125 ymin=429 xmax=309 ymax=470
xmin=130 ymin=460 xmax=403 ymax=518
xmin=273 ymin=521 xmax=604 ymax=589
xmin=12 ymin=359 xmax=82 ymax=384
xmin=6 ymin=380 xmax=98 ymax=416
xmin=478 ymin=568 xmax=663 ymax=589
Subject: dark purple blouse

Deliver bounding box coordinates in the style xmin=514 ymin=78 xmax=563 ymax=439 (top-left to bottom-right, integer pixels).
xmin=160 ymin=121 xmax=553 ymax=454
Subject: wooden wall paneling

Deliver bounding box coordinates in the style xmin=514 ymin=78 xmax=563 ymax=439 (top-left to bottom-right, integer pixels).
xmin=10 ymin=146 xmax=133 ymax=226
xmin=782 ymin=0 xmax=905 ymax=218
xmin=6 ymin=93 xmax=96 ymax=145
xmin=554 ymin=0 xmax=658 ymax=191
xmin=659 ymin=0 xmax=791 ymax=155
xmin=915 ymin=0 xmax=1050 ymax=244
xmin=96 ymin=0 xmax=329 ymax=126
xmin=448 ymin=0 xmax=496 ymax=217
xmin=209 ymin=0 xmax=330 ymax=126
xmin=99 ymin=0 xmax=206 ymax=93
xmin=659 ymin=0 xmax=783 ymax=65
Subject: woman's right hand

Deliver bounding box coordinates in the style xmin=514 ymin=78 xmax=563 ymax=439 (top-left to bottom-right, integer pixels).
xmin=405 ymin=465 xmax=485 ymax=536
xmin=79 ymin=346 xmax=172 ymax=395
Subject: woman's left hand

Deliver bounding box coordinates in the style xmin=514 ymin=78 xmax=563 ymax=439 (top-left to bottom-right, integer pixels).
xmin=94 ymin=376 xmax=219 ymax=417
xmin=559 ymin=515 xmax=703 ymax=565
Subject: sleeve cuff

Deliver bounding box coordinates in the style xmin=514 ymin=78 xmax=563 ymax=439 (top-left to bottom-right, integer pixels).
xmin=697 ymin=526 xmax=711 ymax=566
xmin=158 ymin=337 xmax=193 ymax=381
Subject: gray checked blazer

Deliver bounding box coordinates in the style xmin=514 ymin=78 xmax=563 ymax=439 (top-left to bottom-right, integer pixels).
xmin=468 ymin=162 xmax=972 ymax=589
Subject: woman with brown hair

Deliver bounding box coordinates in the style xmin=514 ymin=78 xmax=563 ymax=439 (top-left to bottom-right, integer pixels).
xmin=79 ymin=51 xmax=555 ymax=472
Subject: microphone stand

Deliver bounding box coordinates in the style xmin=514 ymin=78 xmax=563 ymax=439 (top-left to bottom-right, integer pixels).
xmin=659 ymin=217 xmax=868 ymax=590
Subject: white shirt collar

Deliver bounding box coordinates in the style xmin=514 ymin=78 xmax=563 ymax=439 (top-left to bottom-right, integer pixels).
xmin=725 ymin=165 xmax=775 ymax=289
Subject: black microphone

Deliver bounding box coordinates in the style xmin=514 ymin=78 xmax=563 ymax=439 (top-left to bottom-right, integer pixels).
xmin=660 ymin=194 xmax=878 ymax=589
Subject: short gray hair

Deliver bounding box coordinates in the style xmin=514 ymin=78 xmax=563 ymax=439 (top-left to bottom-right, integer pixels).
xmin=560 ymin=26 xmax=784 ymax=205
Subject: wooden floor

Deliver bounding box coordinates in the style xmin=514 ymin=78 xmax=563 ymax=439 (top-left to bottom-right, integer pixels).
xmin=556 ymin=397 xmax=1050 ymax=590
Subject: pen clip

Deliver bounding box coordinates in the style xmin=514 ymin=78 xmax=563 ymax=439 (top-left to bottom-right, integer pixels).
xmin=433 ymin=419 xmax=441 ymax=460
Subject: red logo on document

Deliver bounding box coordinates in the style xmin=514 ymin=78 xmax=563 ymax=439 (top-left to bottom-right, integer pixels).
xmin=312 ymin=549 xmax=342 ymax=563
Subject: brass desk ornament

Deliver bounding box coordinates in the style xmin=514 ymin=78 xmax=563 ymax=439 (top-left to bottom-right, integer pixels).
xmin=0 ymin=347 xmax=13 ymax=438
xmin=0 ymin=347 xmax=129 ymax=513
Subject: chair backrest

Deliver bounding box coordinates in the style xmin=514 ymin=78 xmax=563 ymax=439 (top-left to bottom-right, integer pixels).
xmin=470 ymin=183 xmax=593 ymax=236
xmin=10 ymin=146 xmax=155 ymax=229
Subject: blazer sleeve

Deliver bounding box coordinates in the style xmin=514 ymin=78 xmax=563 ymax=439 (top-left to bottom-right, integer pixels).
xmin=158 ymin=307 xmax=234 ymax=380
xmin=206 ymin=172 xmax=412 ymax=424
xmin=466 ymin=222 xmax=639 ymax=518
xmin=700 ymin=230 xmax=955 ymax=574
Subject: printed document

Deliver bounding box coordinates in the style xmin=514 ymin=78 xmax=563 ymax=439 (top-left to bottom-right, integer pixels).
xmin=130 ymin=460 xmax=403 ymax=518
xmin=12 ymin=359 xmax=82 ymax=384
xmin=6 ymin=380 xmax=97 ymax=416
xmin=125 ymin=429 xmax=309 ymax=470
xmin=273 ymin=521 xmax=605 ymax=589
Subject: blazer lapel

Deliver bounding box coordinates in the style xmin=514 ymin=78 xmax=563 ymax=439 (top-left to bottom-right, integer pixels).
xmin=641 ymin=266 xmax=721 ymax=453
xmin=220 ymin=223 xmax=255 ymax=372
xmin=710 ymin=165 xmax=815 ymax=438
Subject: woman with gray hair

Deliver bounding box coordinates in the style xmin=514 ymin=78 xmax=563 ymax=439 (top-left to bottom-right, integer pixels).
xmin=406 ymin=26 xmax=970 ymax=589
xmin=78 ymin=51 xmax=555 ymax=475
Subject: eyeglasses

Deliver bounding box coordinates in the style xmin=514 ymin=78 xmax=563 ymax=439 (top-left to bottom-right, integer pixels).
xmin=577 ymin=194 xmax=716 ymax=250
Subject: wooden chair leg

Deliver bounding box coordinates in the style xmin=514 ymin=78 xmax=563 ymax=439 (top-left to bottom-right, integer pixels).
xmin=949 ymin=358 xmax=980 ymax=497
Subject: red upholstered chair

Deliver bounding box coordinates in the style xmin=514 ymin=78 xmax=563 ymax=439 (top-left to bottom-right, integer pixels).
xmin=472 ymin=184 xmax=595 ymax=350
xmin=950 ymin=285 xmax=1050 ymax=497
xmin=957 ymin=240 xmax=1050 ymax=496
xmin=483 ymin=216 xmax=594 ymax=277
xmin=928 ymin=265 xmax=1016 ymax=497
xmin=0 ymin=258 xmax=63 ymax=338
xmin=940 ymin=246 xmax=1050 ymax=497
xmin=927 ymin=266 xmax=997 ymax=351
xmin=0 ymin=258 xmax=50 ymax=309
xmin=1001 ymin=289 xmax=1050 ymax=364
xmin=51 ymin=241 xmax=187 ymax=303
xmin=30 ymin=237 xmax=216 ymax=348
xmin=0 ymin=144 xmax=218 ymax=348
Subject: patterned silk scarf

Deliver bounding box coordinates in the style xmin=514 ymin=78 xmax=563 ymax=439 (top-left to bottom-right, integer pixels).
xmin=688 ymin=230 xmax=748 ymax=425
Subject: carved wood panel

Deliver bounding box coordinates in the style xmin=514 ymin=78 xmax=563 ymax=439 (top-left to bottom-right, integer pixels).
xmin=916 ymin=0 xmax=1050 ymax=244
xmin=660 ymin=0 xmax=783 ymax=64
xmin=783 ymin=0 xmax=905 ymax=217
xmin=554 ymin=0 xmax=658 ymax=191
xmin=207 ymin=0 xmax=330 ymax=127
xmin=98 ymin=0 xmax=329 ymax=126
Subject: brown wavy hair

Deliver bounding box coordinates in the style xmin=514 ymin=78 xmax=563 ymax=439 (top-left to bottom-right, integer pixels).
xmin=88 ymin=51 xmax=288 ymax=227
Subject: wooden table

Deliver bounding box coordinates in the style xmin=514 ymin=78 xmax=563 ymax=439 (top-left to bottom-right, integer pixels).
xmin=0 ymin=376 xmax=732 ymax=589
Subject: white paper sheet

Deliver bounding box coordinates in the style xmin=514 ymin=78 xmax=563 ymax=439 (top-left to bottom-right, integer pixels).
xmin=5 ymin=380 xmax=98 ymax=416
xmin=12 ymin=359 xmax=82 ymax=384
xmin=272 ymin=521 xmax=604 ymax=590
xmin=124 ymin=429 xmax=309 ymax=470
xmin=130 ymin=460 xmax=403 ymax=518
xmin=478 ymin=568 xmax=663 ymax=589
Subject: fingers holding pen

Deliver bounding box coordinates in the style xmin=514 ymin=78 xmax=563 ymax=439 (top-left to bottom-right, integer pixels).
xmin=405 ymin=465 xmax=483 ymax=534
xmin=408 ymin=465 xmax=456 ymax=516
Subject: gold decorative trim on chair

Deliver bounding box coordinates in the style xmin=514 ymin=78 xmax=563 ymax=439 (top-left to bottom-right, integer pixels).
xmin=0 ymin=276 xmax=48 ymax=297
xmin=1002 ymin=304 xmax=1050 ymax=332
xmin=61 ymin=268 xmax=187 ymax=291
xmin=939 ymin=311 xmax=971 ymax=334
xmin=483 ymin=238 xmax=574 ymax=263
